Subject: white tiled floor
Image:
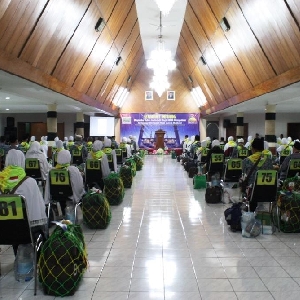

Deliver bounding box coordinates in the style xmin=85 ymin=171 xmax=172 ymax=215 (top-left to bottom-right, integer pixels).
xmin=1 ymin=155 xmax=300 ymax=299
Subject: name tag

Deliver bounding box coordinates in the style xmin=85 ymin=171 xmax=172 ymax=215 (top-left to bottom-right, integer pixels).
xmin=0 ymin=197 xmax=23 ymax=220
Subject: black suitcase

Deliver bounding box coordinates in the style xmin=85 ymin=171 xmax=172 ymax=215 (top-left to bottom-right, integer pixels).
xmin=185 ymin=160 xmax=197 ymax=172
xmin=205 ymin=186 xmax=222 ymax=203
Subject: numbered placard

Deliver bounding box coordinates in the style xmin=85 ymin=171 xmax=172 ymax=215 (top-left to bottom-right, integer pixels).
xmin=86 ymin=159 xmax=101 ymax=170
xmin=106 ymin=154 xmax=113 ymax=162
xmin=50 ymin=170 xmax=70 ymax=185
xmin=228 ymin=159 xmax=242 ymax=170
xmin=25 ymin=158 xmax=39 ymax=169
xmin=211 ymin=154 xmax=224 ymax=163
xmin=281 ymin=149 xmax=290 ymax=156
xmin=290 ymin=159 xmax=300 ymax=170
xmin=0 ymin=196 xmax=24 ymax=220
xmin=202 ymin=148 xmax=208 ymax=156
xmin=256 ymin=171 xmax=277 ymax=185
xmin=238 ymin=149 xmax=248 ymax=157
xmin=72 ymin=149 xmax=81 ymax=157
xmin=115 ymin=149 xmax=122 ymax=156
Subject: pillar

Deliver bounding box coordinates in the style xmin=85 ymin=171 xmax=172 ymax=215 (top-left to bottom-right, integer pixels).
xmin=265 ymin=104 xmax=276 ymax=154
xmin=236 ymin=112 xmax=244 ymax=139
xmin=75 ymin=112 xmax=84 ymax=137
xmin=200 ymin=117 xmax=206 ymax=141
xmin=47 ymin=104 xmax=57 ymax=141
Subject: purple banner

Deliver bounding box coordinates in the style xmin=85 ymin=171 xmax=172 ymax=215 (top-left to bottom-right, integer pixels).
xmin=120 ymin=113 xmax=200 ymax=149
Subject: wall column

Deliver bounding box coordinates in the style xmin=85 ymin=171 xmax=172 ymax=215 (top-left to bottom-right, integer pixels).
xmin=236 ymin=112 xmax=244 ymax=139
xmin=200 ymin=117 xmax=206 ymax=141
xmin=47 ymin=104 xmax=57 ymax=141
xmin=75 ymin=112 xmax=84 ymax=137
xmin=265 ymin=104 xmax=276 ymax=154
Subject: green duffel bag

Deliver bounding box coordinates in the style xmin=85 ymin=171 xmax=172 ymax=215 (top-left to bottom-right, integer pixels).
xmin=39 ymin=224 xmax=87 ymax=297
xmin=193 ymin=175 xmax=206 ymax=189
xmin=104 ymin=173 xmax=125 ymax=205
xmin=82 ymin=191 xmax=111 ymax=229
xmin=125 ymin=158 xmax=137 ymax=177
xmin=133 ymin=154 xmax=143 ymax=171
xmin=119 ymin=165 xmax=133 ymax=188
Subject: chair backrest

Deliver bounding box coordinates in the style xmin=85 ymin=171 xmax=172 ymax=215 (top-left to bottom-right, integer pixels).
xmin=25 ymin=158 xmax=42 ymax=179
xmin=71 ymin=147 xmax=83 ymax=165
xmin=200 ymin=147 xmax=208 ymax=163
xmin=208 ymin=153 xmax=224 ymax=174
xmin=49 ymin=169 xmax=73 ymax=200
xmin=224 ymin=158 xmax=242 ymax=182
xmin=238 ymin=149 xmax=249 ymax=159
xmin=115 ymin=149 xmax=123 ymax=164
xmin=287 ymin=158 xmax=300 ymax=178
xmin=85 ymin=159 xmax=103 ymax=186
xmin=250 ymin=170 xmax=277 ymax=204
xmin=280 ymin=148 xmax=291 ymax=164
xmin=0 ymin=194 xmax=32 ymax=245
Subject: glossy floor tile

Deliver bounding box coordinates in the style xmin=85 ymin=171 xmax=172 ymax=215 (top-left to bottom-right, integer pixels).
xmin=1 ymin=155 xmax=300 ymax=299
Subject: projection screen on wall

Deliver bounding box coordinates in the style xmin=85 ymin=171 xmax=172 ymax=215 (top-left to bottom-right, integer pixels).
xmin=89 ymin=117 xmax=115 ymax=136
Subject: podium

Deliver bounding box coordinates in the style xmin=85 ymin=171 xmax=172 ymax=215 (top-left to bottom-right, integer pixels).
xmin=155 ymin=129 xmax=166 ymax=150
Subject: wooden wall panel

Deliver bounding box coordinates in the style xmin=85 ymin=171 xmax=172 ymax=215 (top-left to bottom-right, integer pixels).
xmin=207 ymin=0 xmax=233 ymax=22
xmin=184 ymin=5 xmax=209 ymax=53
xmin=210 ymin=28 xmax=252 ymax=93
xmin=177 ymin=41 xmax=196 ymax=76
xmin=225 ymin=1 xmax=276 ymax=85
xmin=93 ymin=0 xmax=118 ymax=22
xmin=0 ymin=0 xmax=10 ymax=20
xmin=238 ymin=0 xmax=300 ymax=73
xmin=120 ymin=22 xmax=140 ymax=60
xmin=287 ymin=0 xmax=300 ymax=25
xmin=124 ymin=37 xmax=143 ymax=78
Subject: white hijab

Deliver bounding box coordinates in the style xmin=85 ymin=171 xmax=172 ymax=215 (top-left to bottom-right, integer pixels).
xmin=5 ymin=149 xmax=25 ymax=169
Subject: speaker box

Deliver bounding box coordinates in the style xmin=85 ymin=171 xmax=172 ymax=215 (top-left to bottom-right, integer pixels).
xmin=223 ymin=119 xmax=230 ymax=128
xmin=7 ymin=117 xmax=15 ymax=128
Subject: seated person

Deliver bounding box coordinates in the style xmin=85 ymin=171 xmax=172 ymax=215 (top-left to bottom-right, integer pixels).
xmin=88 ymin=140 xmax=111 ymax=178
xmin=44 ymin=150 xmax=85 ymax=214
xmin=279 ymin=140 xmax=300 ymax=180
xmin=25 ymin=141 xmax=50 ymax=180
xmin=69 ymin=135 xmax=88 ymax=164
xmin=189 ymin=135 xmax=201 ymax=160
xmin=203 ymin=139 xmax=224 ymax=175
xmin=231 ymin=138 xmax=247 ymax=158
xmin=1 ymin=149 xmax=48 ymax=255
xmin=119 ymin=137 xmax=131 ymax=158
xmin=103 ymin=137 xmax=118 ymax=172
xmin=242 ymin=138 xmax=274 ymax=188
xmin=224 ymin=136 xmax=236 ymax=157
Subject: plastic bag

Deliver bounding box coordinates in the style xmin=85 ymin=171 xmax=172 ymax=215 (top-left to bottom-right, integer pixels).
xmin=241 ymin=211 xmax=261 ymax=238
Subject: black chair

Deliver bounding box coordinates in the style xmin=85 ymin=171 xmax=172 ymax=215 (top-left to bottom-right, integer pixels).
xmin=286 ymin=158 xmax=300 ymax=178
xmin=25 ymin=158 xmax=45 ymax=195
xmin=0 ymin=147 xmax=5 ymax=170
xmin=71 ymin=148 xmax=83 ymax=165
xmin=200 ymin=147 xmax=208 ymax=164
xmin=207 ymin=153 xmax=224 ymax=178
xmin=106 ymin=153 xmax=114 ymax=171
xmin=0 ymin=194 xmax=44 ymax=295
xmin=248 ymin=170 xmax=278 ymax=212
xmin=115 ymin=149 xmax=123 ymax=164
xmin=223 ymin=158 xmax=243 ymax=182
xmin=85 ymin=158 xmax=104 ymax=190
xmin=280 ymin=148 xmax=291 ymax=165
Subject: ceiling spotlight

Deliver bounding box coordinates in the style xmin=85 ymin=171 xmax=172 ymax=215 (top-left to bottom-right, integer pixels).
xmin=220 ymin=17 xmax=230 ymax=32
xmin=95 ymin=17 xmax=105 ymax=32
xmin=188 ymin=75 xmax=193 ymax=83
xmin=116 ymin=56 xmax=122 ymax=66
xmin=5 ymin=108 xmax=9 ymax=110
xmin=5 ymin=96 xmax=10 ymax=99
xmin=200 ymin=56 xmax=207 ymax=65
xmin=127 ymin=75 xmax=132 ymax=83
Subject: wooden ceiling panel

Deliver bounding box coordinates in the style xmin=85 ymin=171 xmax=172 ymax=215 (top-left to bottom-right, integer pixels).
xmin=238 ymin=0 xmax=300 ymax=73
xmin=184 ymin=5 xmax=209 ymax=53
xmin=93 ymin=0 xmax=118 ymax=22
xmin=52 ymin=1 xmax=101 ymax=85
xmin=0 ymin=0 xmax=48 ymax=56
xmin=105 ymin=0 xmax=134 ymax=41
xmin=207 ymin=0 xmax=233 ymax=22
xmin=203 ymin=43 xmax=237 ymax=99
xmin=224 ymin=1 xmax=276 ymax=85
xmin=177 ymin=40 xmax=197 ymax=75
xmin=210 ymin=28 xmax=252 ymax=93
xmin=72 ymin=27 xmax=114 ymax=94
xmin=124 ymin=37 xmax=144 ymax=78
xmin=287 ymin=0 xmax=300 ymax=25
xmin=119 ymin=21 xmax=140 ymax=59
xmin=180 ymin=22 xmax=201 ymax=66
xmin=189 ymin=0 xmax=219 ymax=38
xmin=19 ymin=0 xmax=90 ymax=73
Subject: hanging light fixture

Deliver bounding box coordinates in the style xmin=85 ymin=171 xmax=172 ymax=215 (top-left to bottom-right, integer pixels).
xmin=147 ymin=12 xmax=176 ymax=96
xmin=154 ymin=0 xmax=177 ymax=16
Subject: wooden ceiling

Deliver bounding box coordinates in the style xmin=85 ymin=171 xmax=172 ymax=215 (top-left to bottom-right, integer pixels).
xmin=0 ymin=0 xmax=299 ymax=117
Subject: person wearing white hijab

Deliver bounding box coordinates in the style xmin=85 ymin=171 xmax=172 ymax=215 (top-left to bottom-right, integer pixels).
xmin=1 ymin=149 xmax=48 ymax=254
xmin=245 ymin=136 xmax=253 ymax=150
xmin=88 ymin=140 xmax=111 ymax=178
xmin=40 ymin=136 xmax=48 ymax=159
xmin=103 ymin=137 xmax=118 ymax=172
xmin=44 ymin=150 xmax=85 ymax=210
xmin=25 ymin=141 xmax=50 ymax=180
xmin=120 ymin=137 xmax=131 ymax=158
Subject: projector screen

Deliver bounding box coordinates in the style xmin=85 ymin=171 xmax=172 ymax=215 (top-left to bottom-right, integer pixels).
xmin=90 ymin=117 xmax=115 ymax=136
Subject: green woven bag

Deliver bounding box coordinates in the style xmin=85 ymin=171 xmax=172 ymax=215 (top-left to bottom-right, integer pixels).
xmin=39 ymin=224 xmax=87 ymax=297
xmin=82 ymin=191 xmax=111 ymax=229
xmin=104 ymin=173 xmax=125 ymax=205
xmin=125 ymin=158 xmax=137 ymax=177
xmin=119 ymin=165 xmax=133 ymax=188
xmin=132 ymin=154 xmax=143 ymax=171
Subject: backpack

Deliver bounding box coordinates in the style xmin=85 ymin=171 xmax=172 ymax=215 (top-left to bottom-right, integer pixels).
xmin=82 ymin=191 xmax=111 ymax=229
xmin=224 ymin=202 xmax=243 ymax=232
xmin=39 ymin=224 xmax=87 ymax=296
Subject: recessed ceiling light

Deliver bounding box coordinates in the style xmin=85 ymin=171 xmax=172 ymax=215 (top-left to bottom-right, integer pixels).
xmin=5 ymin=108 xmax=9 ymax=110
xmin=5 ymin=97 xmax=10 ymax=100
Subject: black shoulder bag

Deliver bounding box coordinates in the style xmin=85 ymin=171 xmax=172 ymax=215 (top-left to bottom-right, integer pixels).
xmin=240 ymin=156 xmax=262 ymax=193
